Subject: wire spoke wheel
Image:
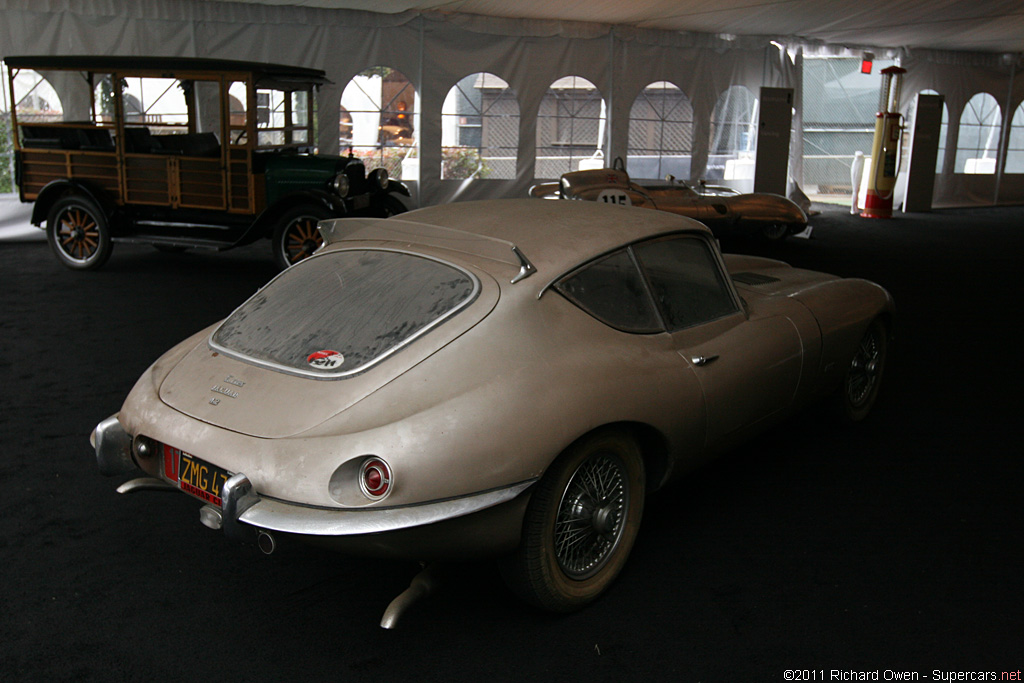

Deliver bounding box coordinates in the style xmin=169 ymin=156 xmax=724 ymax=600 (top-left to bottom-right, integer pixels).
xmin=46 ymin=196 xmax=112 ymax=270
xmin=554 ymin=452 xmax=628 ymax=579
xmin=840 ymin=318 xmax=888 ymax=421
xmin=500 ymin=430 xmax=644 ymax=612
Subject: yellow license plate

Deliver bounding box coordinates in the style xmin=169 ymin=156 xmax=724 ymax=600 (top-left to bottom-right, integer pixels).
xmin=172 ymin=448 xmax=229 ymax=507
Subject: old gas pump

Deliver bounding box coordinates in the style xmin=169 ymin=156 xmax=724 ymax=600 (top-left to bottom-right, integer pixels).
xmin=861 ymin=66 xmax=907 ymax=219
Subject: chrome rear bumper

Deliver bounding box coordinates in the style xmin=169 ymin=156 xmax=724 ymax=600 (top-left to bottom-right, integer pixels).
xmin=91 ymin=414 xmax=135 ymax=476
xmin=92 ymin=414 xmax=534 ymax=557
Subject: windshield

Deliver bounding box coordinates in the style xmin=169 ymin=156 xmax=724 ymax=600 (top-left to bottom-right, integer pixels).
xmin=210 ymin=249 xmax=479 ymax=378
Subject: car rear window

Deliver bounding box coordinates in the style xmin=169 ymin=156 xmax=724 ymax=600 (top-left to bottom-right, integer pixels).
xmin=210 ymin=249 xmax=479 ymax=378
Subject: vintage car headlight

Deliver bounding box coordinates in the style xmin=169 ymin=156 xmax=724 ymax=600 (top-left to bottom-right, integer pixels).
xmin=359 ymin=457 xmax=392 ymax=499
xmin=331 ymin=172 xmax=350 ymax=198
xmin=368 ymin=168 xmax=389 ymax=190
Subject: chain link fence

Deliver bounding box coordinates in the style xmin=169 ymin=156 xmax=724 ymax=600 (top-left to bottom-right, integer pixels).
xmin=801 ymin=57 xmax=895 ymax=198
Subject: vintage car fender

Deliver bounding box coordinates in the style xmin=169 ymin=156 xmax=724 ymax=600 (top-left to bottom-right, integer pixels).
xmin=234 ymin=189 xmax=348 ymax=246
xmin=29 ymin=179 xmax=114 ymax=227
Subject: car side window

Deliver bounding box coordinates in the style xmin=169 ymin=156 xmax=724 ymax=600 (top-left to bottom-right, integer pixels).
xmin=556 ymin=249 xmax=662 ymax=333
xmin=633 ymin=237 xmax=738 ymax=331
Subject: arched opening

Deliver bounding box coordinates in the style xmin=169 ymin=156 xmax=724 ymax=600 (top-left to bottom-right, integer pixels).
xmin=535 ymin=75 xmax=605 ymax=179
xmin=441 ymin=72 xmax=519 ymax=180
xmin=1004 ymin=100 xmax=1024 ymax=173
xmin=955 ymin=93 xmax=1001 ymax=174
xmin=340 ymin=66 xmax=418 ymax=180
xmin=627 ymin=81 xmax=692 ymax=179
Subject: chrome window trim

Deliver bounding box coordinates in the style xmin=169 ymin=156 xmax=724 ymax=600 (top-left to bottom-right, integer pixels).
xmin=208 ymin=247 xmax=481 ymax=380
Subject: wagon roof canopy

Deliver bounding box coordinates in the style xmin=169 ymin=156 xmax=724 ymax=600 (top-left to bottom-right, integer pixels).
xmin=2 ymin=55 xmax=330 ymax=88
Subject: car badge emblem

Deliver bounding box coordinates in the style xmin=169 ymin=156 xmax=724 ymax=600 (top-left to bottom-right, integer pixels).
xmin=307 ymin=349 xmax=344 ymax=370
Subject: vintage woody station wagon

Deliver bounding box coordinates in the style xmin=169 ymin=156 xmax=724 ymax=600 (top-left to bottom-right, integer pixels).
xmin=4 ymin=55 xmax=408 ymax=269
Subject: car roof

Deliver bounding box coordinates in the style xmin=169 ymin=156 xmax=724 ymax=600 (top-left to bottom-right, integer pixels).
xmin=321 ymin=198 xmax=710 ymax=287
xmin=2 ymin=55 xmax=329 ymax=88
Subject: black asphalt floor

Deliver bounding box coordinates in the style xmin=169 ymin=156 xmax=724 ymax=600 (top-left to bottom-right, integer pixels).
xmin=1 ymin=203 xmax=1021 ymax=681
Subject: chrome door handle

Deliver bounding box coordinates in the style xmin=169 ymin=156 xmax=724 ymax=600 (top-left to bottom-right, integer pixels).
xmin=691 ymin=354 xmax=719 ymax=366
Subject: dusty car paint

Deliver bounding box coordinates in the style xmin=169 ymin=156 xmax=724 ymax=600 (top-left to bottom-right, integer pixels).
xmin=94 ymin=198 xmax=892 ymax=609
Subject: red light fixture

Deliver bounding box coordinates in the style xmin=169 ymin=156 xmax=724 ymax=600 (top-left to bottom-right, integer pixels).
xmin=861 ymin=52 xmax=874 ymax=74
xmin=360 ymin=457 xmax=392 ymax=499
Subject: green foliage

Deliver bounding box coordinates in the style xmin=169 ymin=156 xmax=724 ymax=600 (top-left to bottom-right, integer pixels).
xmin=351 ymin=146 xmax=410 ymax=180
xmin=0 ymin=114 xmax=13 ymax=194
xmin=442 ymin=147 xmax=491 ymax=180
xmin=350 ymin=146 xmax=493 ymax=181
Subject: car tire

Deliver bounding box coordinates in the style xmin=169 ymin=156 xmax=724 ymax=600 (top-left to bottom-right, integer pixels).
xmin=272 ymin=204 xmax=334 ymax=269
xmin=838 ymin=318 xmax=889 ymax=422
xmin=46 ymin=195 xmax=112 ymax=271
xmin=761 ymin=222 xmax=790 ymax=241
xmin=500 ymin=430 xmax=645 ymax=612
xmin=381 ymin=193 xmax=408 ymax=217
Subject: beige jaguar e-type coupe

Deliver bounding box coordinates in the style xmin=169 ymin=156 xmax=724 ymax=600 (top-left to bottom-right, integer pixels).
xmin=93 ymin=199 xmax=892 ymax=617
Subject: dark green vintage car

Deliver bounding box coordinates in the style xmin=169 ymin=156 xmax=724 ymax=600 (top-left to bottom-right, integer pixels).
xmin=4 ymin=55 xmax=410 ymax=270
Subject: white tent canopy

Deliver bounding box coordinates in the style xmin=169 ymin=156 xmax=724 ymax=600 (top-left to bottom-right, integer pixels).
xmin=3 ymin=0 xmax=1024 ymax=208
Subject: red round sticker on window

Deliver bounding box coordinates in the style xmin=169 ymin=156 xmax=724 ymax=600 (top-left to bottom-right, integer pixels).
xmin=306 ymin=349 xmax=344 ymax=370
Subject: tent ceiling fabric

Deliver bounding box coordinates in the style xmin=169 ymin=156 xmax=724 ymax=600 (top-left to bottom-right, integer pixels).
xmin=242 ymin=0 xmax=1024 ymax=54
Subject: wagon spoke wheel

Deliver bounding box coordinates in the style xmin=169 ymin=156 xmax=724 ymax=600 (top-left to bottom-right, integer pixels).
xmin=272 ymin=205 xmax=333 ymax=269
xmin=46 ymin=196 xmax=112 ymax=271
xmin=500 ymin=430 xmax=644 ymax=612
xmin=284 ymin=218 xmax=323 ymax=264
xmin=839 ymin=318 xmax=889 ymax=422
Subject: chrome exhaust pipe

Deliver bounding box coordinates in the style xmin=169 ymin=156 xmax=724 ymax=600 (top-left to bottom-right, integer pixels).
xmin=257 ymin=530 xmax=277 ymax=555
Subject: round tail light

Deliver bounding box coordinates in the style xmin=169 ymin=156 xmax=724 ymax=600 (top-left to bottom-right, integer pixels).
xmin=359 ymin=457 xmax=392 ymax=500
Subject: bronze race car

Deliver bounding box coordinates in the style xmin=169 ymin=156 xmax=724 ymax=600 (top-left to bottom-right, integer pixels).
xmin=531 ymin=166 xmax=808 ymax=240
xmin=92 ymin=199 xmax=890 ymax=624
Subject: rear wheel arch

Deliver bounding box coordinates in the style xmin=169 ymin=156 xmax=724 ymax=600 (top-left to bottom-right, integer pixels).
xmin=539 ymin=422 xmax=670 ymax=494
xmin=32 ymin=180 xmax=113 ymax=227
xmin=603 ymin=421 xmax=671 ymax=493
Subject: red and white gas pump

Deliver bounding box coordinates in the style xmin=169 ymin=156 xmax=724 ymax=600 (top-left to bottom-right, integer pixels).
xmin=861 ymin=66 xmax=907 ymax=219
